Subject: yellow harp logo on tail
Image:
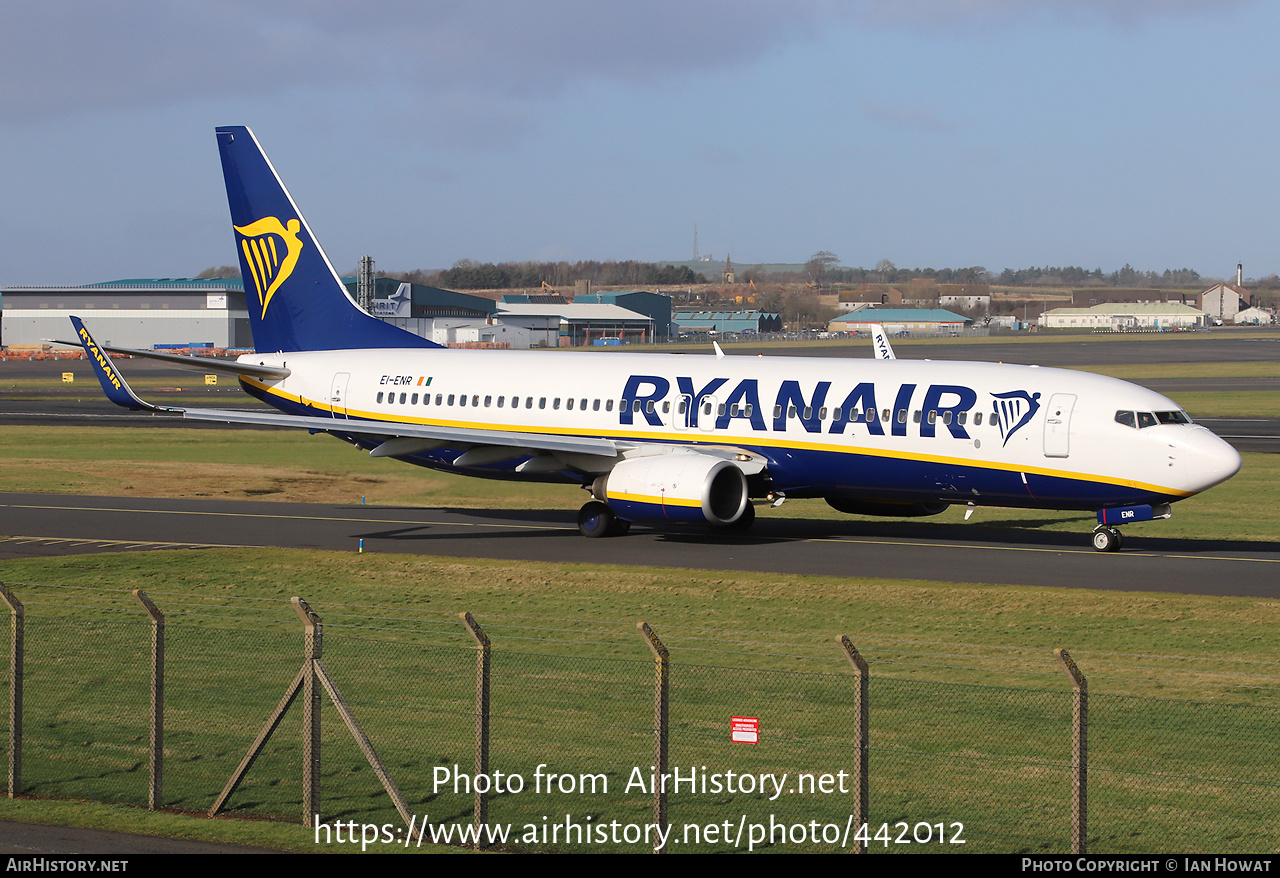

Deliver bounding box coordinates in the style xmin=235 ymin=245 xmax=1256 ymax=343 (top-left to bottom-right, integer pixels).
xmin=233 ymin=216 xmax=304 ymax=319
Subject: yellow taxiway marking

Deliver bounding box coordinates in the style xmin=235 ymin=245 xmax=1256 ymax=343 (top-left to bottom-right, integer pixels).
xmin=3 ymin=501 xmax=1278 ymax=565
xmin=807 ymin=535 xmax=1280 ymax=563
xmin=0 ymin=503 xmax=571 ymax=532
xmin=2 ymin=535 xmax=255 ymax=550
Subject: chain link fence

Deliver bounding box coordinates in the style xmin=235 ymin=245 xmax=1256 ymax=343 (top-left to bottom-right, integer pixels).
xmin=0 ymin=583 xmax=1275 ymax=853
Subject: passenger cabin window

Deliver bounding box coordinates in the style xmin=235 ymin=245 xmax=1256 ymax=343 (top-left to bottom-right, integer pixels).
xmin=974 ymin=412 xmax=982 ymax=425
xmin=539 ymin=398 xmax=546 ymax=409
xmin=484 ymin=395 xmax=492 ymax=407
xmin=593 ymin=399 xmax=601 ymax=411
xmin=448 ymin=394 xmax=456 ymax=405
xmin=377 ymin=392 xmax=384 ymax=403
xmin=411 ymin=393 xmax=418 ymax=404
xmin=606 ymin=399 xmax=614 ymax=412
xmin=566 ymin=398 xmax=574 ymax=410
xmin=435 ymin=394 xmax=442 ymax=405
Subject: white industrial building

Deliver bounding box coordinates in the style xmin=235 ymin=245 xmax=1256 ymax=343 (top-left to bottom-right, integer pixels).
xmin=1200 ymin=282 xmax=1247 ymax=324
xmin=1038 ymin=302 xmax=1208 ymax=330
xmin=1 ymin=279 xmax=250 ymax=349
xmin=1234 ymin=306 xmax=1274 ymax=325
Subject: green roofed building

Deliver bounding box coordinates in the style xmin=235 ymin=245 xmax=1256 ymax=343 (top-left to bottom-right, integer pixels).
xmin=672 ymin=310 xmax=782 ymax=335
xmin=827 ymin=308 xmax=971 ymax=335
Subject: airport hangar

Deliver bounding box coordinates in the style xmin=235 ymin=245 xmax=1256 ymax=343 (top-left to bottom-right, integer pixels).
xmin=0 ymin=278 xmax=669 ymax=350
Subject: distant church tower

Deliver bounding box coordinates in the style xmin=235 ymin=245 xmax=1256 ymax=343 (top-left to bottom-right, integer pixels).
xmin=722 ymin=253 xmax=735 ymax=285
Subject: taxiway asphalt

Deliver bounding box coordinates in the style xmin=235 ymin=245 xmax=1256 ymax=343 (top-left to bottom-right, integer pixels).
xmin=1 ymin=492 xmax=1276 ymax=598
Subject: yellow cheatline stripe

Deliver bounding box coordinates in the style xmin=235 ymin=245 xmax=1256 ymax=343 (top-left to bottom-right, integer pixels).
xmin=609 ymin=491 xmax=702 ymax=508
xmin=242 ymin=378 xmax=1192 ymax=499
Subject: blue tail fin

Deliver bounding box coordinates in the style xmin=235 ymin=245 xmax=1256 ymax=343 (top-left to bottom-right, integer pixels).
xmin=216 ymin=126 xmax=439 ymax=353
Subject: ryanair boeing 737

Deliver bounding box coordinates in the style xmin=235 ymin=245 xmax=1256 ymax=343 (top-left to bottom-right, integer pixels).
xmin=67 ymin=126 xmax=1242 ymax=551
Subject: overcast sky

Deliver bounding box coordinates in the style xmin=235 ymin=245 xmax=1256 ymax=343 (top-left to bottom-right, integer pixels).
xmin=2 ymin=0 xmax=1276 ymax=285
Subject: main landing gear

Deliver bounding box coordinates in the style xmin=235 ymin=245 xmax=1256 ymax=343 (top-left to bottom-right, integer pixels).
xmin=1091 ymin=526 xmax=1124 ymax=553
xmin=577 ymin=501 xmax=631 ymax=538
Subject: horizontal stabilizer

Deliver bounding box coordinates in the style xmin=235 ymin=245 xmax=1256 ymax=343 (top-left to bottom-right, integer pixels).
xmin=49 ymin=339 xmax=290 ymax=380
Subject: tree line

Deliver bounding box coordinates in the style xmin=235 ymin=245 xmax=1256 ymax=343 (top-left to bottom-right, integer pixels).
xmin=424 ymin=260 xmax=708 ymax=290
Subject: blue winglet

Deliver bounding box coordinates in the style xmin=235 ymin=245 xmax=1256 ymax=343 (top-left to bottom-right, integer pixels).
xmin=69 ymin=316 xmax=174 ymax=412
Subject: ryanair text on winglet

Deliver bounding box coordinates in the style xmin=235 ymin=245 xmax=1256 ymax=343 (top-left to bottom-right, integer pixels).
xmin=78 ymin=326 xmax=122 ymax=391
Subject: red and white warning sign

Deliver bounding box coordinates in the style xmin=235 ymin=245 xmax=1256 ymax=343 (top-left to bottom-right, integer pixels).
xmin=731 ymin=716 xmax=759 ymax=744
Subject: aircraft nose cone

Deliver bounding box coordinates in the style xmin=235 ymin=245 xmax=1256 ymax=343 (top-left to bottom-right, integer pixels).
xmin=1184 ymin=427 xmax=1242 ymax=493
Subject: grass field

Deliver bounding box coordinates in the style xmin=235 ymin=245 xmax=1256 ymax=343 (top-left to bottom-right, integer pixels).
xmin=0 ymin=551 xmax=1277 ymax=853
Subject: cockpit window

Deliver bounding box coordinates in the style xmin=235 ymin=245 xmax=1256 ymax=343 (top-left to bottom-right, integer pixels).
xmin=1117 ymin=409 xmax=1190 ymax=429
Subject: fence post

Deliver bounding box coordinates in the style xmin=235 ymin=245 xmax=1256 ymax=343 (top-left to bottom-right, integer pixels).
xmin=293 ymin=596 xmax=323 ymax=827
xmin=133 ymin=590 xmax=164 ymax=810
xmin=838 ymin=636 xmax=869 ymax=854
xmin=0 ymin=585 xmax=21 ymax=798
xmin=1055 ymin=648 xmax=1087 ymax=855
xmin=637 ymin=622 xmax=669 ymax=853
xmin=460 ymin=612 xmax=491 ymax=849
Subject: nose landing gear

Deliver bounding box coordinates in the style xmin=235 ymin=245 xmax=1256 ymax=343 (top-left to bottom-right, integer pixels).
xmin=1091 ymin=526 xmax=1124 ymax=553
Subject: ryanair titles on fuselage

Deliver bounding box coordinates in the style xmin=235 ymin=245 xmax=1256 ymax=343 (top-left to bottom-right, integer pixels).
xmin=364 ymin=371 xmax=1042 ymax=444
xmin=619 ymin=373 xmax=1033 ymax=440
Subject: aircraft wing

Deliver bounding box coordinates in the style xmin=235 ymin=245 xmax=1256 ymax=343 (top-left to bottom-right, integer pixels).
xmin=67 ymin=315 xmax=621 ymax=458
xmin=181 ymin=407 xmax=622 ymax=457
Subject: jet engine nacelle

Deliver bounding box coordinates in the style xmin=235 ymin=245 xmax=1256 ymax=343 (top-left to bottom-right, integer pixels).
xmin=826 ymin=497 xmax=950 ymax=517
xmin=596 ymin=453 xmax=749 ymax=526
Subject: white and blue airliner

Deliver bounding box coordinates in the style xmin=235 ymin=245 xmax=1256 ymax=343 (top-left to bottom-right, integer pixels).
xmin=67 ymin=126 xmax=1242 ymax=551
